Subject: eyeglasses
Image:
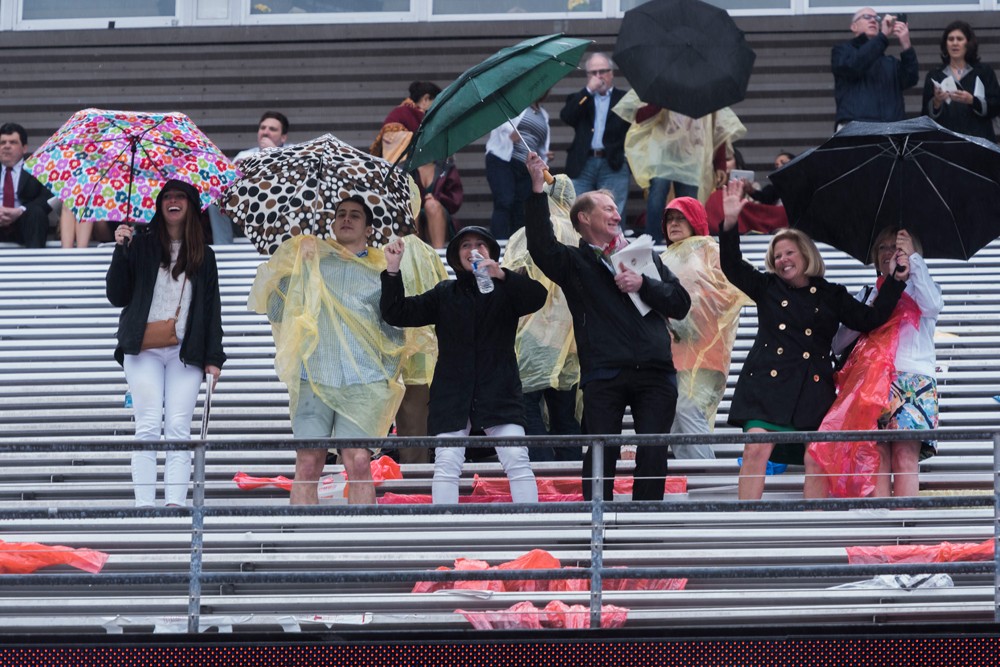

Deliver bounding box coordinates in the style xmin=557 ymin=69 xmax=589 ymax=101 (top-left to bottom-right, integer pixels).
xmin=854 ymin=13 xmax=880 ymax=23
xmin=586 ymin=68 xmax=612 ymax=76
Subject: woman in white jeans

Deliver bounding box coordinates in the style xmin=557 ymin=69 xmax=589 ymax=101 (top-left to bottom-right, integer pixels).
xmin=106 ymin=180 xmax=225 ymax=507
xmin=380 ymin=227 xmax=546 ymax=504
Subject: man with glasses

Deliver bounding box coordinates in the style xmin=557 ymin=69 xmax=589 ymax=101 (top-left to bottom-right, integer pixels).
xmin=832 ymin=8 xmax=918 ymax=130
xmin=560 ymin=52 xmax=631 ymax=216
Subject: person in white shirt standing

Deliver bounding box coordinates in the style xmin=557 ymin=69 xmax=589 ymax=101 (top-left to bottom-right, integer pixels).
xmin=831 ymin=228 xmax=943 ymax=497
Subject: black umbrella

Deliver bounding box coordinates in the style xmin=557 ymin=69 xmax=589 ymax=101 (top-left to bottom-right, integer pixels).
xmin=612 ymin=0 xmax=755 ymax=119
xmin=772 ymin=117 xmax=1000 ymax=263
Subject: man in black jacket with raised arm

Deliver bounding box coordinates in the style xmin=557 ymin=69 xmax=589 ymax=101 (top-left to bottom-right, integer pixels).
xmin=524 ymin=151 xmax=691 ymax=502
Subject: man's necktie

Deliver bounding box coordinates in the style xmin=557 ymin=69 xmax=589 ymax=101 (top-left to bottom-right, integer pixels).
xmin=2 ymin=168 xmax=14 ymax=209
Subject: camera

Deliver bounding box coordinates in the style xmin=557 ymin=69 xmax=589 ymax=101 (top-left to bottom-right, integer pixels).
xmin=895 ymin=13 xmax=907 ymax=24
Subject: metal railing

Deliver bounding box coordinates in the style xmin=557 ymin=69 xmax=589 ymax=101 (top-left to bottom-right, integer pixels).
xmin=0 ymin=428 xmax=998 ymax=633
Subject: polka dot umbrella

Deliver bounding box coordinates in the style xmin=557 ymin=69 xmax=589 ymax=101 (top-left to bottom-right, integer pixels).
xmin=221 ymin=133 xmax=416 ymax=255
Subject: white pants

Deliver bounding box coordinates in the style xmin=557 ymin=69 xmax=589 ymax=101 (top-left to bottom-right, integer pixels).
xmin=433 ymin=421 xmax=538 ymax=505
xmin=670 ymin=391 xmax=716 ymax=460
xmin=123 ymin=345 xmax=205 ymax=507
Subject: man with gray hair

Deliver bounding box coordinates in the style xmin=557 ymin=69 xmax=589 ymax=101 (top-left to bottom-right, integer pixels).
xmin=559 ymin=52 xmax=631 ymax=216
xmin=832 ymin=8 xmax=918 ymax=129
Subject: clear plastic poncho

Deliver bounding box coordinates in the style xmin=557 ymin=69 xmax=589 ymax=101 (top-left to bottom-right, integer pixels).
xmin=502 ymin=175 xmax=581 ymax=393
xmin=661 ymin=236 xmax=749 ymax=423
xmin=248 ymin=235 xmax=409 ymax=438
xmin=398 ymin=233 xmax=449 ymax=385
xmin=613 ymin=89 xmax=746 ymax=201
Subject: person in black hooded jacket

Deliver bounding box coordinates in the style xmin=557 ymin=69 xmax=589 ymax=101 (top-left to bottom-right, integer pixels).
xmin=380 ymin=226 xmax=546 ymax=504
xmin=106 ymin=179 xmax=225 ymax=508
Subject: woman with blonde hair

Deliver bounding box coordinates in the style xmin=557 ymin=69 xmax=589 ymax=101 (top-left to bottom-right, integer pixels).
xmin=718 ymin=180 xmax=909 ymax=500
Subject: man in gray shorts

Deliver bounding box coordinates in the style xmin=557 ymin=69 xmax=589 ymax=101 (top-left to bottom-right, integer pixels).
xmin=253 ymin=195 xmax=406 ymax=505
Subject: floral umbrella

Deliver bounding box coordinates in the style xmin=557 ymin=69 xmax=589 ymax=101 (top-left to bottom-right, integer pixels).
xmin=25 ymin=108 xmax=239 ymax=224
xmin=221 ymin=133 xmax=416 ymax=255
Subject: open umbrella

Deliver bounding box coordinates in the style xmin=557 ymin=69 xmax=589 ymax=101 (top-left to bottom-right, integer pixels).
xmin=25 ymin=108 xmax=238 ymax=224
xmin=406 ymin=33 xmax=591 ymax=169
xmin=771 ymin=117 xmax=1000 ymax=262
xmin=221 ymin=133 xmax=416 ymax=255
xmin=613 ymin=0 xmax=755 ymax=119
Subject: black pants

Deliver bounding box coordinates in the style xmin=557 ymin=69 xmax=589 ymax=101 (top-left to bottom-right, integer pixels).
xmin=581 ymin=367 xmax=677 ymax=502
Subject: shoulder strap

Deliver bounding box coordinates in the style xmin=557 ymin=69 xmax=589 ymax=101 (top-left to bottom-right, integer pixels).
xmin=172 ymin=275 xmax=188 ymax=320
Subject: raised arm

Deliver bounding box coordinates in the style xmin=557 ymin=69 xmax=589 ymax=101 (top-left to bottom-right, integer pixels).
xmin=524 ymin=152 xmax=574 ymax=284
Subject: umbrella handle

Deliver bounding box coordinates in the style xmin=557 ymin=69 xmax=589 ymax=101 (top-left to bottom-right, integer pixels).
xmin=543 ymin=170 xmax=554 ymax=185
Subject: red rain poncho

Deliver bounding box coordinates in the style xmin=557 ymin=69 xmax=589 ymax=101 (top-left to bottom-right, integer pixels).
xmin=846 ymin=539 xmax=993 ymax=564
xmin=234 ymin=456 xmax=401 ymax=498
xmin=457 ymin=600 xmax=629 ymax=630
xmin=808 ymin=285 xmax=921 ymax=497
xmin=0 ymin=540 xmax=109 ymax=574
xmin=412 ymin=548 xmax=686 ymax=594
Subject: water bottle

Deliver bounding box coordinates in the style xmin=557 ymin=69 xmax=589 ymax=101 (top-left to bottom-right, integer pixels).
xmin=470 ymin=249 xmax=494 ymax=294
xmin=123 ymin=391 xmax=133 ymax=409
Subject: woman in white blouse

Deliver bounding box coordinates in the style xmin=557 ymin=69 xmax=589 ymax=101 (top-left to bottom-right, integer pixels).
xmin=106 ymin=180 xmax=225 ymax=507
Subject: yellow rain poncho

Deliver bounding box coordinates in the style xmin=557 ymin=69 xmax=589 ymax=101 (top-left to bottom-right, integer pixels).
xmin=613 ymin=89 xmax=746 ymax=202
xmin=248 ymin=235 xmax=409 ymax=438
xmin=397 ymin=234 xmax=449 ymax=386
xmin=661 ymin=236 xmax=749 ymax=426
xmin=502 ymin=175 xmax=581 ymax=393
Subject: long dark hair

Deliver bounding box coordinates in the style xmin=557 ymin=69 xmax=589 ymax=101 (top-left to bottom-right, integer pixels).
xmin=153 ymin=181 xmax=204 ymax=280
xmin=940 ymin=21 xmax=979 ymax=65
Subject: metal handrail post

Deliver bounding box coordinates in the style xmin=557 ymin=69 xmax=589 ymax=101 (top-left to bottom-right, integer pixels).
xmin=187 ymin=442 xmax=206 ymax=634
xmin=589 ymin=438 xmax=604 ymax=629
xmin=993 ymin=432 xmax=999 ymax=623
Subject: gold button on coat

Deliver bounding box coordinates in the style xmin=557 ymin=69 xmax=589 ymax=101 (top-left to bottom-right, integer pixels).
xmin=809 ymin=286 xmax=817 ymax=294
xmin=776 ymin=347 xmax=784 ymax=355
xmin=781 ymin=300 xmax=788 ymax=307
xmin=778 ymin=323 xmax=786 ymax=330
xmin=805 ymin=328 xmax=812 ymax=336
xmin=770 ymin=370 xmax=778 ymax=377
xmin=802 ymin=352 xmax=810 ymax=359
xmin=813 ymin=374 xmax=820 ymax=382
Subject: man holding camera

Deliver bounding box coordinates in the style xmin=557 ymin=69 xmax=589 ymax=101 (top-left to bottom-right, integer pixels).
xmin=831 ymin=8 xmax=919 ymax=130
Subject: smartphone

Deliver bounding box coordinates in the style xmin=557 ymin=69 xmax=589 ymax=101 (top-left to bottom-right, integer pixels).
xmin=729 ymin=169 xmax=755 ymax=183
xmin=895 ymin=13 xmax=907 ymax=24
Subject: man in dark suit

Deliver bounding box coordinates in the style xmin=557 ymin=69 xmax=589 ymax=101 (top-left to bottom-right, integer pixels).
xmin=559 ymin=52 xmax=632 ymax=216
xmin=525 ymin=151 xmax=691 ymax=502
xmin=0 ymin=123 xmax=52 ymax=248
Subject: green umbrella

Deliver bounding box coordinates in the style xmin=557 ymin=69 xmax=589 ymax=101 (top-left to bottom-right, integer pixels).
xmin=406 ymin=33 xmax=592 ymax=169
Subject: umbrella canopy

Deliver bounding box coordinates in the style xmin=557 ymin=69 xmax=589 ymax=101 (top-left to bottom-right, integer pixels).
xmin=25 ymin=108 xmax=238 ymax=224
xmin=221 ymin=133 xmax=416 ymax=255
xmin=772 ymin=117 xmax=1000 ymax=263
xmin=613 ymin=0 xmax=755 ymax=119
xmin=407 ymin=33 xmax=591 ymax=169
